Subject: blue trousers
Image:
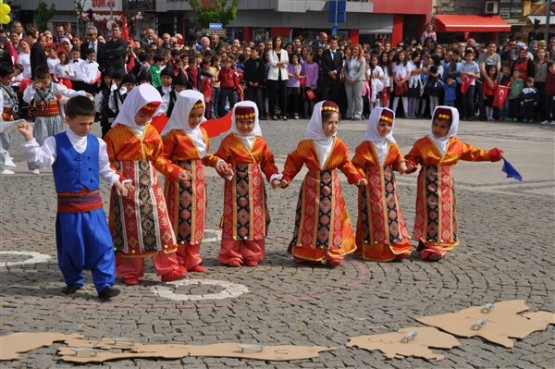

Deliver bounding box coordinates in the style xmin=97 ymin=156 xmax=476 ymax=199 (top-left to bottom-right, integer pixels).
xmin=55 ymin=209 xmax=115 ymax=294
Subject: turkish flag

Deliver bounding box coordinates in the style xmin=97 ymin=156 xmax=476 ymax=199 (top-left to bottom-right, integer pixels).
xmin=150 ymin=114 xmax=168 ymax=133
xmin=460 ymin=74 xmax=474 ymax=94
xmin=151 ymin=111 xmax=233 ymax=138
xmin=201 ymin=111 xmax=233 ymax=138
xmin=122 ymin=17 xmax=130 ymax=42
xmin=493 ymin=85 xmax=510 ymax=108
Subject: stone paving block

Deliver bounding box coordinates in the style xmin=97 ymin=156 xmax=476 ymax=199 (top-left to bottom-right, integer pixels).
xmin=0 ymin=118 xmax=553 ymax=369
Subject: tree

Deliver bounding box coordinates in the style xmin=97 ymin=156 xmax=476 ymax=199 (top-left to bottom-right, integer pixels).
xmin=188 ymin=0 xmax=239 ymax=28
xmin=36 ymin=0 xmax=56 ymax=32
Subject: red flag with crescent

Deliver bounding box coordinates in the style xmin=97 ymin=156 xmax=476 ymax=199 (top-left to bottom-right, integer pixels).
xmin=493 ymin=85 xmax=510 ymax=108
xmin=460 ymin=74 xmax=474 ymax=94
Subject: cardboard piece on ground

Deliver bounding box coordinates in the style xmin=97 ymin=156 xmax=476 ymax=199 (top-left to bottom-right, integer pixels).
xmin=521 ymin=311 xmax=555 ymax=326
xmin=0 ymin=332 xmax=83 ymax=361
xmin=416 ymin=300 xmax=555 ymax=348
xmin=58 ymin=342 xmax=336 ymax=363
xmin=63 ymin=337 xmax=136 ymax=349
xmin=347 ymin=326 xmax=460 ymax=361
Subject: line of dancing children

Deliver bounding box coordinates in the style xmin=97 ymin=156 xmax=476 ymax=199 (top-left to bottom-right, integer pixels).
xmin=16 ymin=87 xmax=504 ymax=300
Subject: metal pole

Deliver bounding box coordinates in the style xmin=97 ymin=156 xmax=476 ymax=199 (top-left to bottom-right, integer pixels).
xmin=335 ymin=0 xmax=338 ymax=28
xmin=110 ymin=0 xmax=114 ymax=21
xmin=545 ymin=0 xmax=552 ymax=42
xmin=76 ymin=1 xmax=80 ymax=36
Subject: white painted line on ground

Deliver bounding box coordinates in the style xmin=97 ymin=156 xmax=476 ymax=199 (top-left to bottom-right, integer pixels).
xmin=203 ymin=229 xmax=222 ymax=243
xmin=0 ymin=251 xmax=52 ymax=267
xmin=151 ymin=279 xmax=249 ymax=301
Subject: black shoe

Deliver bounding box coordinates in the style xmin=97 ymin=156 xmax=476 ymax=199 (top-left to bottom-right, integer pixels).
xmin=62 ymin=284 xmax=81 ymax=295
xmin=98 ymin=286 xmax=120 ymax=301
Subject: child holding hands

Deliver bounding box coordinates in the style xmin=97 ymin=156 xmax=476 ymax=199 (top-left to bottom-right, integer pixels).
xmin=280 ymin=101 xmax=367 ymax=267
xmin=214 ymin=101 xmax=282 ymax=267
xmin=104 ymin=84 xmax=188 ymax=285
xmin=17 ymin=96 xmax=126 ymax=300
xmin=351 ymin=107 xmax=412 ymax=262
xmin=161 ymin=90 xmax=233 ymax=272
xmin=405 ymin=106 xmax=503 ymax=261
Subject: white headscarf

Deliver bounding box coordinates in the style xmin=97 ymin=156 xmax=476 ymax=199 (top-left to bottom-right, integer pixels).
xmin=111 ymin=84 xmax=162 ymax=137
xmin=427 ymin=105 xmax=459 ymax=155
xmin=230 ymin=101 xmax=262 ymax=149
xmin=160 ymin=90 xmax=207 ymax=157
xmin=305 ymin=101 xmax=337 ymax=168
xmin=365 ymin=107 xmax=396 ymax=165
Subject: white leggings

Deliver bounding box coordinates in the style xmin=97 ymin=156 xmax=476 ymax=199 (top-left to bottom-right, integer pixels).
xmin=392 ymin=96 xmax=408 ymax=116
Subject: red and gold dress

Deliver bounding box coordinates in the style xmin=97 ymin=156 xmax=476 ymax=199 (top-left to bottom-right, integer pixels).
xmin=282 ymin=138 xmax=362 ymax=262
xmin=105 ymin=124 xmax=182 ymax=278
xmin=351 ymin=141 xmax=412 ymax=262
xmin=162 ymin=127 xmax=220 ymax=270
xmin=214 ymin=134 xmax=279 ymax=265
xmin=405 ymin=136 xmax=502 ymax=256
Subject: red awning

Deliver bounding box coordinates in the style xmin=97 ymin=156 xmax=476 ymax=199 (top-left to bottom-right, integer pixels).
xmin=434 ymin=15 xmax=511 ymax=33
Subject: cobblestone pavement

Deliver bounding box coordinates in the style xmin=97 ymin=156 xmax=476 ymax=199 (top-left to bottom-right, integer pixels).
xmin=0 ymin=117 xmax=554 ymax=369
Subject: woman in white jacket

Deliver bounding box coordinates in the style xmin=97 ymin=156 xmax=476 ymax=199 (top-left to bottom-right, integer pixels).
xmin=343 ymin=44 xmax=366 ymax=120
xmin=266 ymin=37 xmax=289 ymax=120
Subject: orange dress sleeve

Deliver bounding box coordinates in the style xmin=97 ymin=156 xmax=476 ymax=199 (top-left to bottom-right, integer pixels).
xmin=282 ymin=140 xmax=311 ymax=182
xmin=253 ymin=137 xmax=280 ymax=182
xmin=329 ymin=138 xmax=363 ymax=185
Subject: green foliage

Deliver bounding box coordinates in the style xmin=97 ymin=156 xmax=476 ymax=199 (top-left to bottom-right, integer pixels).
xmin=36 ymin=0 xmax=56 ymax=32
xmin=188 ymin=0 xmax=239 ymax=28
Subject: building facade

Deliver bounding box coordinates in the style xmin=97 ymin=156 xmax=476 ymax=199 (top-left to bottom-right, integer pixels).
xmin=9 ymin=0 xmax=553 ymax=45
xmin=11 ymin=0 xmax=432 ymax=45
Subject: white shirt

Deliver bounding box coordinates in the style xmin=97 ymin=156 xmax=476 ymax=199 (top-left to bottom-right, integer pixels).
xmin=23 ymin=82 xmax=87 ymax=104
xmin=21 ymin=129 xmax=120 ymax=186
xmin=18 ymin=53 xmax=31 ymax=78
xmin=54 ymin=63 xmax=75 ymax=80
xmin=47 ymin=58 xmax=60 ymax=76
xmin=69 ymin=58 xmax=84 ymax=81
xmin=78 ymin=60 xmax=100 ymax=84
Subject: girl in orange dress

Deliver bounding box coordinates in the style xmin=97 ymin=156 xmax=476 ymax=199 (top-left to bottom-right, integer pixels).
xmin=405 ymin=106 xmax=503 ymax=261
xmin=351 ymin=107 xmax=412 ymax=262
xmin=280 ymin=101 xmax=367 ymax=267
xmin=104 ymin=84 xmax=188 ymax=285
xmin=161 ymin=90 xmax=232 ymax=272
xmin=214 ymin=101 xmax=282 ymax=267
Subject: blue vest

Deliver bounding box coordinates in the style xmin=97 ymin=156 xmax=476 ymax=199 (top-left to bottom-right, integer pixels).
xmin=53 ymin=133 xmax=100 ymax=193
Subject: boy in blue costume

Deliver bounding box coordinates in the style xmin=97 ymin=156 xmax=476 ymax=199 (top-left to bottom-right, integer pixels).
xmin=18 ymin=96 xmax=130 ymax=300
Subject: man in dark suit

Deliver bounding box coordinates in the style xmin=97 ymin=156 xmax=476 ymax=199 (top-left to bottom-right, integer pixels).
xmin=103 ymin=25 xmax=128 ymax=76
xmin=319 ymin=37 xmax=343 ymax=104
xmin=26 ymin=26 xmax=47 ymax=80
xmin=81 ymin=26 xmax=105 ymax=71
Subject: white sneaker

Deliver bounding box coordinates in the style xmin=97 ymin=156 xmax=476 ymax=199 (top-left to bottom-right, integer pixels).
xmin=31 ymin=169 xmax=40 ymax=175
xmin=541 ymin=120 xmax=550 ymax=125
xmin=550 ymin=121 xmax=555 ymax=126
xmin=4 ymin=156 xmax=15 ymax=167
xmin=0 ymin=169 xmax=14 ymax=174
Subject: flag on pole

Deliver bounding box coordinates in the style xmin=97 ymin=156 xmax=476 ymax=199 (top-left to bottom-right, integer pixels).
xmin=121 ymin=17 xmax=130 ymax=41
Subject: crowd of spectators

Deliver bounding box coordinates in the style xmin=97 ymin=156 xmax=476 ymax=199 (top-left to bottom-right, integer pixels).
xmin=1 ymin=21 xmax=555 ymax=125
